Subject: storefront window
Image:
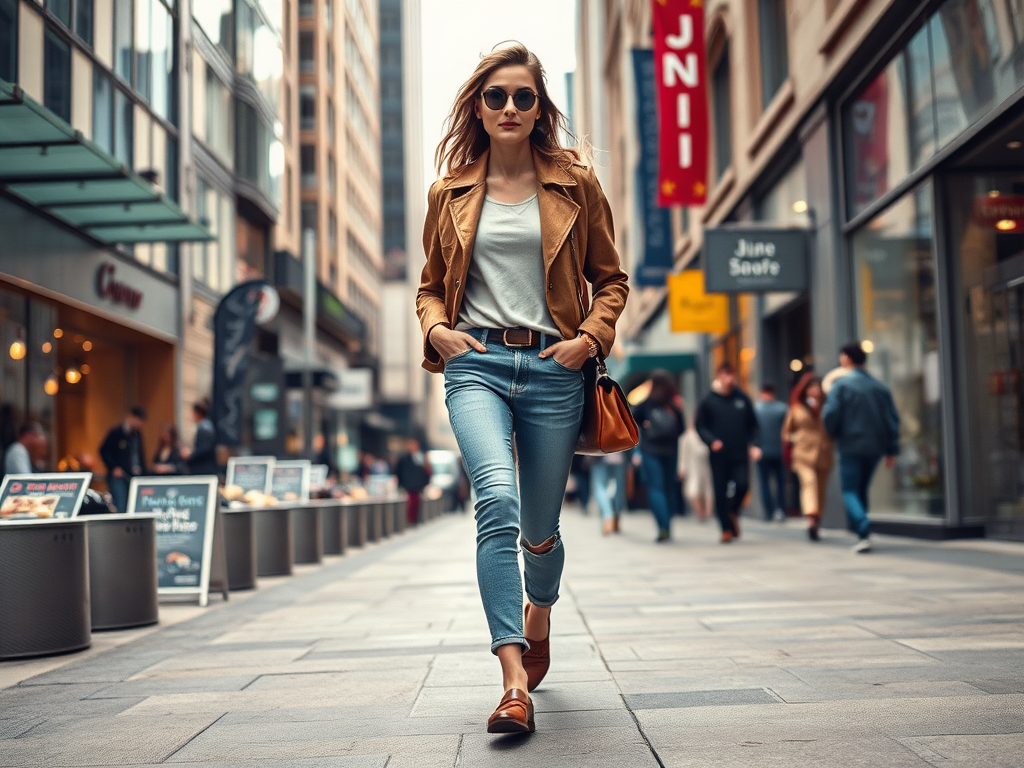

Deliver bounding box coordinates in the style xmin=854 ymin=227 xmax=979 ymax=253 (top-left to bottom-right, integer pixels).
xmin=845 ymin=0 xmax=1024 ymax=217
xmin=950 ymin=173 xmax=1024 ymax=535
xmin=852 ymin=182 xmax=944 ymax=518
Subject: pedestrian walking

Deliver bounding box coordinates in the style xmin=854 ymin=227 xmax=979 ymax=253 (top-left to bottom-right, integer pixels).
xmin=822 ymin=342 xmax=900 ymax=553
xmin=395 ymin=438 xmax=431 ymax=525
xmin=632 ymin=371 xmax=685 ymax=542
xmin=99 ymin=406 xmax=147 ymax=513
xmin=678 ymin=423 xmax=714 ymax=523
xmin=417 ymin=43 xmax=628 ymax=733
xmin=182 ymin=399 xmax=218 ymax=476
xmin=695 ymin=363 xmax=762 ymax=543
xmin=151 ymin=424 xmax=185 ymax=475
xmin=3 ymin=422 xmax=45 ymax=476
xmin=591 ymin=453 xmax=627 ymax=534
xmin=754 ymin=383 xmax=789 ymax=522
xmin=782 ymin=372 xmax=834 ymax=541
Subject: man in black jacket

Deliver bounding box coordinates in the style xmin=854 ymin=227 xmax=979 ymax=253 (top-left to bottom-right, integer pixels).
xmin=183 ymin=399 xmax=218 ymax=477
xmin=395 ymin=438 xmax=431 ymax=525
xmin=695 ymin=363 xmax=762 ymax=542
xmin=99 ymin=406 xmax=147 ymax=513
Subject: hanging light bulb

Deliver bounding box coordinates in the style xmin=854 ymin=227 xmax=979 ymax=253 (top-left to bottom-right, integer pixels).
xmin=9 ymin=326 xmax=26 ymax=360
xmin=44 ymin=373 xmax=59 ymax=395
xmin=65 ymin=361 xmax=82 ymax=384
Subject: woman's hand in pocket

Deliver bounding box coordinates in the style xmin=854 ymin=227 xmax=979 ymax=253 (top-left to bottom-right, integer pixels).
xmin=539 ymin=336 xmax=590 ymax=370
xmin=429 ymin=325 xmax=487 ymax=361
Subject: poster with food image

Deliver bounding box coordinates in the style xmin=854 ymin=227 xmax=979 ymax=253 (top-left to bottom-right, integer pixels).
xmin=128 ymin=476 xmax=219 ymax=606
xmin=225 ymin=456 xmax=274 ymax=494
xmin=271 ymin=460 xmax=311 ymax=502
xmin=0 ymin=473 xmax=92 ymax=521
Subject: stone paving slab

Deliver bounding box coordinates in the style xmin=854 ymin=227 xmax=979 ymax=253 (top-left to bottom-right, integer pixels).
xmin=1 ymin=511 xmax=1023 ymax=767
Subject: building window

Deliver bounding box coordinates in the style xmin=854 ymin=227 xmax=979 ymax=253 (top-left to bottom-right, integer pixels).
xmin=283 ymin=81 xmax=292 ymax=141
xmin=114 ymin=86 xmax=133 ymax=166
xmin=136 ymin=0 xmax=175 ymax=122
xmin=49 ymin=0 xmax=71 ymax=26
xmin=284 ymin=163 xmax=293 ymax=229
xmin=326 ymin=97 xmax=335 ymax=140
xmin=92 ymin=69 xmax=113 ymax=153
xmin=204 ymin=66 xmax=233 ymax=165
xmin=301 ymin=144 xmax=316 ymax=187
xmin=300 ymin=85 xmax=315 ymax=130
xmin=0 ymin=0 xmax=16 ymax=83
xmin=113 ymin=0 xmax=132 ymax=83
xmin=236 ymin=0 xmax=281 ymax=112
xmin=236 ymin=99 xmax=281 ymax=203
xmin=759 ymin=0 xmax=788 ymax=106
xmin=301 ymin=201 xmax=317 ymax=250
xmin=193 ymin=0 xmax=232 ymax=54
xmin=328 ymin=209 xmax=337 ymax=255
xmin=324 ymin=0 xmax=332 ymax=29
xmin=44 ymin=28 xmax=71 ymax=122
xmin=75 ymin=0 xmax=93 ymax=46
xmin=711 ymin=42 xmax=732 ymax=178
xmin=299 ymin=0 xmax=314 ymax=18
xmin=328 ymin=152 xmax=336 ymax=196
xmin=299 ymin=31 xmax=314 ymax=73
xmin=195 ymin=177 xmax=235 ymax=292
xmin=325 ymin=41 xmax=334 ymax=87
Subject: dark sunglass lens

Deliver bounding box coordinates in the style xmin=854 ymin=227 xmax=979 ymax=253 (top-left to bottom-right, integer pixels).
xmin=483 ymin=88 xmax=507 ymax=110
xmin=513 ymin=90 xmax=537 ymax=111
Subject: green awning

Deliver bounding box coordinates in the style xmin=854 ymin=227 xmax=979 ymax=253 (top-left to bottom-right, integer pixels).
xmin=0 ymin=79 xmax=212 ymax=244
xmin=608 ymin=351 xmax=699 ymax=393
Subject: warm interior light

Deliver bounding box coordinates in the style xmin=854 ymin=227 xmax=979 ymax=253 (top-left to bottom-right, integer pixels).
xmin=65 ymin=363 xmax=82 ymax=384
xmin=790 ymin=359 xmax=804 ymax=372
xmin=792 ymin=200 xmax=808 ymax=214
xmin=80 ymin=363 xmax=91 ymax=375
xmin=82 ymin=340 xmax=93 ymax=351
xmin=41 ymin=341 xmax=52 ymax=353
xmin=53 ymin=328 xmax=63 ymax=338
xmin=996 ymin=219 xmax=1017 ymax=231
xmin=988 ymin=190 xmax=1001 ymax=197
xmin=1008 ymin=141 xmax=1023 ymax=149
xmin=44 ymin=373 xmax=59 ymax=395
xmin=861 ymin=340 xmax=875 ymax=353
xmin=9 ymin=340 xmax=26 ymax=360
xmin=740 ymin=348 xmax=756 ymax=362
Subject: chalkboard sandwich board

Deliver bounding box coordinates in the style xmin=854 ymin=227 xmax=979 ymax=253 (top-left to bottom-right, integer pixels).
xmin=0 ymin=473 xmax=92 ymax=521
xmin=310 ymin=464 xmax=329 ymax=491
xmin=271 ymin=460 xmax=312 ymax=503
xmin=128 ymin=476 xmax=219 ymax=607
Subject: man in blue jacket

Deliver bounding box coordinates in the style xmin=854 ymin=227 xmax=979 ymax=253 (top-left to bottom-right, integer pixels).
xmin=822 ymin=342 xmax=900 ymax=553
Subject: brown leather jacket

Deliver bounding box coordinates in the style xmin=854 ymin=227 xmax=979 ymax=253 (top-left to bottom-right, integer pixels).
xmin=416 ymin=148 xmax=629 ymax=373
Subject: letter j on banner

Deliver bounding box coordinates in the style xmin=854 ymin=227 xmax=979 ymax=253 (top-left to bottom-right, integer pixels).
xmin=653 ymin=0 xmax=708 ymax=207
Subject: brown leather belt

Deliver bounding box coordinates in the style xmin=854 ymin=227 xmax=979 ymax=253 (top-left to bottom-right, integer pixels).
xmin=486 ymin=328 xmax=541 ymax=349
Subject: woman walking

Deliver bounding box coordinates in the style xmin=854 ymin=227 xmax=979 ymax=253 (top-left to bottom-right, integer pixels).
xmin=678 ymin=421 xmax=714 ymax=522
xmin=631 ymin=371 xmax=685 ymax=542
xmin=417 ymin=43 xmax=628 ymax=733
xmin=782 ymin=372 xmax=834 ymax=541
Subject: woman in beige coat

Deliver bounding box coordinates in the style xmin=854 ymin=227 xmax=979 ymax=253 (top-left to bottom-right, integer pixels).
xmin=782 ymin=372 xmax=834 ymax=541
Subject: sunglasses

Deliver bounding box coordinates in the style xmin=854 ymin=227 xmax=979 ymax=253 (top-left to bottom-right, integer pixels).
xmin=480 ymin=87 xmax=539 ymax=112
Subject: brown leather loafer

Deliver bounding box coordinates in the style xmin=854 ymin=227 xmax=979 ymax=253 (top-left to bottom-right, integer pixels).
xmin=487 ymin=688 xmax=535 ymax=733
xmin=522 ymin=603 xmax=550 ymax=692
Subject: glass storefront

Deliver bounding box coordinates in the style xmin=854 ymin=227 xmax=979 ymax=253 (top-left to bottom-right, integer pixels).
xmin=851 ymin=183 xmax=945 ymax=519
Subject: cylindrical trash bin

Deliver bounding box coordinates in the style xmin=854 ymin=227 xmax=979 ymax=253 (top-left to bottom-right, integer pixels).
xmin=255 ymin=506 xmax=293 ymax=576
xmin=347 ymin=502 xmax=367 ymax=547
xmin=382 ymin=500 xmax=394 ymax=537
xmin=292 ymin=504 xmax=323 ymax=564
xmin=321 ymin=501 xmax=345 ymax=555
xmin=222 ymin=508 xmax=257 ymax=590
xmin=0 ymin=519 xmax=91 ymax=659
xmin=86 ymin=514 xmax=159 ymax=630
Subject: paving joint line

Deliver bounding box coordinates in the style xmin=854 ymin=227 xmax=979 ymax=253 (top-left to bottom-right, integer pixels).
xmin=159 ymin=711 xmax=227 ymax=763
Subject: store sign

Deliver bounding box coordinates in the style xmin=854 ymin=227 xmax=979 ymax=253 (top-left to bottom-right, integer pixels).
xmin=0 ymin=473 xmax=92 ymax=520
xmin=667 ymin=271 xmax=730 ymax=334
xmin=704 ymin=227 xmax=808 ymax=293
xmin=270 ymin=460 xmax=311 ymax=502
xmin=632 ymin=49 xmax=675 ymax=286
xmin=972 ymin=194 xmax=1024 ymax=232
xmin=328 ymin=368 xmax=373 ymax=410
xmin=128 ymin=476 xmax=218 ymax=606
xmin=225 ymin=456 xmax=275 ymax=494
xmin=95 ymin=263 xmax=144 ymax=309
xmin=653 ymin=0 xmax=708 ymax=207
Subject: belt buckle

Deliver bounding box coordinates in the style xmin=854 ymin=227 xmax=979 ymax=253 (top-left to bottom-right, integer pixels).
xmin=503 ymin=329 xmax=533 ymax=348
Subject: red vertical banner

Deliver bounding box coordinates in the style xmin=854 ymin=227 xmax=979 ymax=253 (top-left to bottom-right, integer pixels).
xmin=653 ymin=0 xmax=708 ymax=207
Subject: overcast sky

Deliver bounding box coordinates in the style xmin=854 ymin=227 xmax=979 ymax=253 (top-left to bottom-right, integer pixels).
xmin=417 ymin=0 xmax=578 ymax=195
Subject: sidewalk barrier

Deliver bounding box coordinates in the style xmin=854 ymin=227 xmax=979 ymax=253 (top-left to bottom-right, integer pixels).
xmin=346 ymin=501 xmax=367 ymax=548
xmin=0 ymin=519 xmax=91 ymax=659
xmin=381 ymin=500 xmax=393 ymax=537
xmin=369 ymin=502 xmax=383 ymax=542
xmin=320 ymin=501 xmax=346 ymax=555
xmin=221 ymin=509 xmax=257 ymax=590
xmin=291 ymin=504 xmax=323 ymax=564
xmin=392 ymin=498 xmax=406 ymax=533
xmin=254 ymin=506 xmax=294 ymax=577
xmin=86 ymin=514 xmax=159 ymax=630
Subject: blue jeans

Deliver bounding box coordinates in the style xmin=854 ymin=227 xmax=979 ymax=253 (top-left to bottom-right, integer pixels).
xmin=591 ymin=460 xmax=627 ymax=520
xmin=109 ymin=475 xmax=129 ymax=513
xmin=444 ymin=330 xmax=584 ymax=653
xmin=839 ymin=454 xmax=880 ymax=539
xmin=757 ymin=457 xmax=787 ymax=519
xmin=641 ymin=452 xmax=677 ymax=532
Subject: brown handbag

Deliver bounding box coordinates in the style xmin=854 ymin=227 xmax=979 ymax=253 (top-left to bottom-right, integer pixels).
xmin=568 ymin=230 xmax=640 ymax=455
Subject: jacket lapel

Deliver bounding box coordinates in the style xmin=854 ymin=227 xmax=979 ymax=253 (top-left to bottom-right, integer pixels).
xmin=535 ymin=150 xmax=580 ymax=273
xmin=444 ymin=152 xmax=487 ymax=258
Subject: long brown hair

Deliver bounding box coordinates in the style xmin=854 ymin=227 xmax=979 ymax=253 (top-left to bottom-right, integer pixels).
xmin=435 ymin=42 xmax=577 ymax=177
xmin=790 ymin=372 xmax=824 ymax=416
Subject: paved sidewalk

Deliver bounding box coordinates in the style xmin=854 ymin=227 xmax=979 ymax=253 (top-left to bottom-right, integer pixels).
xmin=1 ymin=510 xmax=1022 ymax=767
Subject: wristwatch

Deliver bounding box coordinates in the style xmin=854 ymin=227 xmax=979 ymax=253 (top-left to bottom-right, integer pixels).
xmin=578 ymin=332 xmax=598 ymax=358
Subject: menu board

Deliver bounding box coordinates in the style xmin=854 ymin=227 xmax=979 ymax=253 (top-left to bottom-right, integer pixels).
xmin=0 ymin=473 xmax=92 ymax=520
xmin=225 ymin=457 xmax=274 ymax=494
xmin=128 ymin=476 xmax=219 ymax=606
xmin=310 ymin=464 xmax=329 ymax=489
xmin=270 ymin=460 xmax=311 ymax=502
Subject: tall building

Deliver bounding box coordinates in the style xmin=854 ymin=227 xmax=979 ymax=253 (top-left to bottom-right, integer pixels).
xmin=576 ymin=0 xmax=1024 ymax=541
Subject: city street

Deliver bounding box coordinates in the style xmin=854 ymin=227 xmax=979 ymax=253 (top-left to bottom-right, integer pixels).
xmin=1 ymin=510 xmax=1022 ymax=767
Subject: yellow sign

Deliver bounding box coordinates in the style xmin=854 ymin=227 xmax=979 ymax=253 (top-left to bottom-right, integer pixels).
xmin=667 ymin=271 xmax=730 ymax=335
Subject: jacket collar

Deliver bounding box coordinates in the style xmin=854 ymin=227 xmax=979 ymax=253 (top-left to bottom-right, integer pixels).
xmin=441 ymin=148 xmax=578 ymax=190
